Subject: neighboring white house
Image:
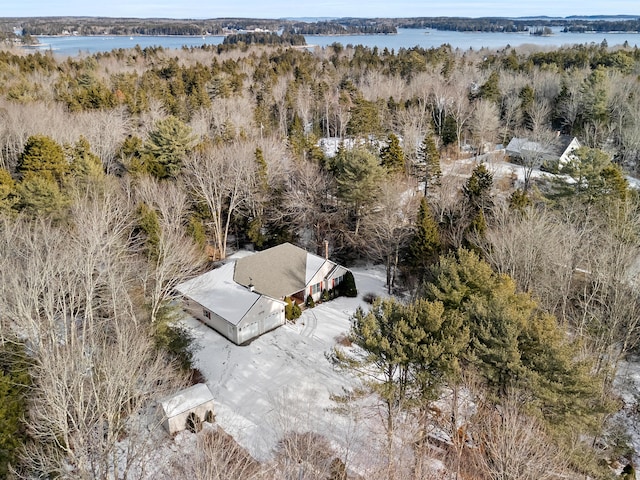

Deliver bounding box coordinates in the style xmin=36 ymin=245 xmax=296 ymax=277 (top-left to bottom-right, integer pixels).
xmin=176 ymin=243 xmax=351 ymax=345
xmin=506 ymin=134 xmax=580 ymax=166
xmin=159 ymin=383 xmax=215 ymax=435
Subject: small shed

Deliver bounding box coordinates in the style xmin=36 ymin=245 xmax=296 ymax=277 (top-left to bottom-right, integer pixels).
xmin=160 ymin=383 xmax=215 ymax=435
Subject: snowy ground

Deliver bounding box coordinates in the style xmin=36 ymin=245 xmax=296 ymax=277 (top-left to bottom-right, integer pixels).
xmin=179 ymin=264 xmax=390 ymax=463
xmin=613 ymin=358 xmax=640 ymax=471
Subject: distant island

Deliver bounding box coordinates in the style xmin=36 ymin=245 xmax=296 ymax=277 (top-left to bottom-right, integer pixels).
xmin=0 ymin=15 xmax=639 ymax=45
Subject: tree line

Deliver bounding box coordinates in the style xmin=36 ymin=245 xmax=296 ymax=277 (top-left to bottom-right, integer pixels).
xmin=3 ymin=16 xmax=639 ymax=38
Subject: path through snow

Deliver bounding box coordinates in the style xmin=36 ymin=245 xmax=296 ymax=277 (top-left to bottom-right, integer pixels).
xmin=180 ymin=265 xmax=389 ymax=463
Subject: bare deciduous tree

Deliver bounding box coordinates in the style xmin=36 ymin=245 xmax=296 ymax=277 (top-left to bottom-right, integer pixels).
xmin=184 ymin=141 xmax=253 ymax=259
xmin=474 ymin=395 xmax=567 ymax=480
xmin=279 ymin=159 xmax=341 ymax=254
xmin=358 ymin=176 xmax=420 ymax=293
xmin=135 ymin=176 xmax=205 ymax=323
xmin=470 ymin=100 xmax=500 ymax=156
xmin=0 ymin=187 xmax=185 ymax=479
xmin=164 ymin=426 xmax=265 ymax=480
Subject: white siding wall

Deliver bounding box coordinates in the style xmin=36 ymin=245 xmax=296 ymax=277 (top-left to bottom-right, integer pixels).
xmin=559 ymin=138 xmax=581 ymax=165
xmin=306 ymin=260 xmax=334 ymax=302
xmin=162 ymin=400 xmax=216 ymax=435
xmin=182 ymin=298 xmax=238 ymax=344
xmin=237 ymin=296 xmax=285 ymax=344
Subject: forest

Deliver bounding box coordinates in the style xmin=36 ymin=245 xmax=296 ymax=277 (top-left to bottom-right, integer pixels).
xmin=0 ymin=33 xmax=639 ymax=479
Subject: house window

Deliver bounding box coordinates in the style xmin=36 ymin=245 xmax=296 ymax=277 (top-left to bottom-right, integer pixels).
xmin=203 ymin=309 xmax=211 ymax=319
xmin=311 ymin=282 xmax=322 ymax=295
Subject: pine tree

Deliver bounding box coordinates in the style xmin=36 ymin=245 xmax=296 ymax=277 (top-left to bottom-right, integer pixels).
xmin=463 ymin=163 xmax=493 ymax=214
xmin=380 ymin=133 xmax=405 ymax=174
xmin=144 ymin=116 xmax=195 ymax=179
xmin=67 ymin=136 xmax=104 ymax=179
xmin=346 ymin=97 xmax=381 ymax=138
xmin=17 ymin=134 xmax=68 ymax=184
xmin=409 ymin=197 xmax=441 ymax=273
xmin=333 ymin=145 xmax=384 ymax=236
xmin=0 ymin=168 xmax=17 ymax=213
xmin=417 ymin=134 xmax=442 ymax=196
xmin=0 ymin=340 xmax=31 ymax=477
xmin=554 ymin=147 xmax=628 ymax=203
xmin=137 ymin=203 xmax=161 ymax=260
xmin=423 ymin=249 xmax=605 ymax=427
xmin=508 ymin=188 xmax=531 ymax=212
xmin=16 ymin=175 xmax=68 ymax=218
xmin=478 ymin=70 xmax=501 ymax=103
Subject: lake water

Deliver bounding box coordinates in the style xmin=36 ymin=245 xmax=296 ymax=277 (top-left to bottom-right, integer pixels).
xmin=32 ymin=27 xmax=640 ymax=56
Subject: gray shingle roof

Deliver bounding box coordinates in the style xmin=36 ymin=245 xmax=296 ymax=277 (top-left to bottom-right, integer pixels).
xmin=234 ymin=243 xmax=309 ymax=298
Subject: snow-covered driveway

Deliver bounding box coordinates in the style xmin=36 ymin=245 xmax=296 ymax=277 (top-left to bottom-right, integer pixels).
xmin=180 ymin=265 xmax=389 ymax=461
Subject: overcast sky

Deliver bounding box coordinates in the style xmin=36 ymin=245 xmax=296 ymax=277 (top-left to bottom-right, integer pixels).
xmin=3 ymin=0 xmax=639 ymax=19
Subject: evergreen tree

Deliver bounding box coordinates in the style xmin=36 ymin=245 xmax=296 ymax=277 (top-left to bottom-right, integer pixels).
xmin=409 ymin=197 xmax=441 ymax=273
xmin=333 ymin=145 xmax=384 ymax=235
xmin=379 ymin=133 xmax=405 ymax=174
xmin=478 ymin=70 xmax=501 ymax=104
xmin=137 ymin=203 xmax=161 ymax=260
xmin=339 ymin=271 xmax=358 ymax=298
xmin=346 ymin=97 xmax=381 ymax=138
xmin=0 ymin=340 xmax=31 ymax=477
xmin=144 ymin=116 xmax=195 ymax=179
xmin=0 ymin=168 xmax=17 ymax=213
xmin=332 ymin=297 xmax=468 ymax=469
xmin=247 ymin=147 xmax=269 ymax=248
xmin=15 ymin=175 xmax=68 ymax=218
xmin=423 ymin=249 xmax=604 ymax=428
xmin=17 ymin=134 xmax=68 ymax=183
xmin=338 ymin=299 xmax=418 ymax=459
xmin=67 ymin=136 xmax=104 ymax=179
xmin=554 ymin=147 xmax=628 ymax=203
xmin=463 ymin=163 xmax=493 ymax=214
xmin=417 ymin=134 xmax=441 ymax=196
xmin=519 ymin=84 xmax=535 ymax=129
xmin=442 ymin=115 xmax=458 ymax=146
xmin=508 ymin=188 xmax=531 ymax=212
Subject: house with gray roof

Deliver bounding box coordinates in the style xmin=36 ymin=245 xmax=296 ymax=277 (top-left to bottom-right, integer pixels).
xmin=506 ymin=134 xmax=580 ymax=166
xmin=176 ymin=243 xmax=351 ymax=345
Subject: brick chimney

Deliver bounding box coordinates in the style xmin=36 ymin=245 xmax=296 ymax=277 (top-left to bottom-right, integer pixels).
xmin=324 ymin=240 xmax=329 ymax=260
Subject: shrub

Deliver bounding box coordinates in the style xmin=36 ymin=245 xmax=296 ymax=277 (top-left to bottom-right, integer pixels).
xmin=204 ymin=409 xmax=215 ymax=423
xmin=362 ymin=292 xmax=378 ymax=304
xmin=285 ymin=297 xmax=301 ymax=321
xmin=321 ymin=289 xmax=330 ymax=302
xmin=154 ymin=305 xmax=198 ymax=372
xmin=339 ymin=271 xmax=357 ymax=297
xmin=305 ymin=295 xmax=315 ymax=308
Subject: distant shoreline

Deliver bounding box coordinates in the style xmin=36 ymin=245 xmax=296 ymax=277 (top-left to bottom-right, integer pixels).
xmin=34 ymin=33 xmax=226 ymax=38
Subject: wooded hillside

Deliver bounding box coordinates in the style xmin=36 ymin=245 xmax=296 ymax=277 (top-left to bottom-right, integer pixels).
xmin=0 ymin=38 xmax=639 ymax=479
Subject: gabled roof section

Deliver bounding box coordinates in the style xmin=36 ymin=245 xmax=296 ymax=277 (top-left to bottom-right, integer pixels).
xmin=160 ymin=383 xmax=214 ymax=418
xmin=305 ymin=252 xmax=327 ymax=284
xmin=234 ymin=243 xmax=307 ymax=298
xmin=506 ymin=135 xmax=579 ymax=159
xmin=176 ymin=262 xmax=261 ymax=326
xmin=555 ymin=135 xmax=579 ymax=157
xmin=234 ymin=243 xmax=334 ymax=298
